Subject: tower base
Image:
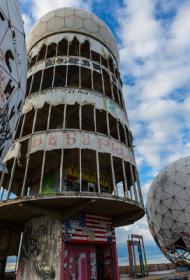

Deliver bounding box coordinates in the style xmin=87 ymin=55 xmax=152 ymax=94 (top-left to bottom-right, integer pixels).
xmin=17 ymin=214 xmax=119 ymax=279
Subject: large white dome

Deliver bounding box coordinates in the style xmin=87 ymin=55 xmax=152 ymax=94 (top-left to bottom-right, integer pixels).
xmin=147 ymin=156 xmax=190 ymax=263
xmin=27 ymin=7 xmax=119 ymax=63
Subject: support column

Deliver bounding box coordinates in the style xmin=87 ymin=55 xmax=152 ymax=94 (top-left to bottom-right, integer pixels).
xmin=16 ymin=216 xmax=62 ymax=280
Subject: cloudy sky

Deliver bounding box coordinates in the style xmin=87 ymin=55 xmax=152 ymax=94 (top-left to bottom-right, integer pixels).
xmin=19 ymin=0 xmax=190 ymax=265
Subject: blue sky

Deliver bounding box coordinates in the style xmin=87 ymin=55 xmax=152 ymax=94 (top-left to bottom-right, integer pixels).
xmin=18 ymin=0 xmax=190 ymax=265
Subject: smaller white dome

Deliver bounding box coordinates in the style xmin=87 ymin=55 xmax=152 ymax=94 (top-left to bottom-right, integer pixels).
xmin=147 ymin=156 xmax=190 ymax=263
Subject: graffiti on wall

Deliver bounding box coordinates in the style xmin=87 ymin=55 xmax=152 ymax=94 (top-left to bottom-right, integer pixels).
xmin=16 ymin=217 xmax=62 ymax=280
xmin=63 ymin=212 xmax=115 ymax=244
xmin=28 ymin=131 xmax=135 ymax=165
xmin=0 ymin=1 xmax=27 ymax=170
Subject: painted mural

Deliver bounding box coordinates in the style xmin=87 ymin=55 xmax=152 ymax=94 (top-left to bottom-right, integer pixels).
xmin=16 ymin=217 xmax=62 ymax=280
xmin=0 ymin=0 xmax=27 ymax=170
xmin=63 ymin=212 xmax=115 ymax=244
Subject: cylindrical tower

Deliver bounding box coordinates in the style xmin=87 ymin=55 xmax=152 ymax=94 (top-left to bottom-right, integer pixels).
xmin=0 ymin=8 xmax=144 ymax=279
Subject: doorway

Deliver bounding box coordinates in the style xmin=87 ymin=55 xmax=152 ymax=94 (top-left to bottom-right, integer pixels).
xmin=63 ymin=243 xmax=115 ymax=280
xmin=64 ymin=243 xmax=96 ymax=280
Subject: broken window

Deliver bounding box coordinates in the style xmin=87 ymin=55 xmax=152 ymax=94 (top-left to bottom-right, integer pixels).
xmin=113 ymin=157 xmax=125 ymax=197
xmin=42 ymin=150 xmax=61 ymax=194
xmin=103 ymin=69 xmax=112 ymax=99
xmin=30 ymin=70 xmax=42 ymax=93
xmin=34 ymin=104 xmax=50 ymax=132
xmin=99 ymin=153 xmax=113 ymax=194
xmin=67 ymin=65 xmax=79 ymax=88
xmin=37 ymin=44 xmax=47 ymax=62
xmin=15 ymin=114 xmax=24 ymax=139
xmin=49 ymin=105 xmax=65 ymax=129
xmin=69 ymin=37 xmax=80 ymax=56
xmin=119 ymin=122 xmax=126 ymax=144
xmin=46 ymin=43 xmax=57 ymax=59
xmin=26 ymin=76 xmax=32 ymax=96
xmin=41 ymin=67 xmax=54 ymax=90
xmin=125 ymin=127 xmax=133 ymax=149
xmin=22 ymin=109 xmax=35 ymax=137
xmin=81 ymin=150 xmax=98 ymax=192
xmin=66 ymin=104 xmax=80 ymax=129
xmin=82 ymin=105 xmax=94 ymax=132
xmin=118 ymin=89 xmax=124 ymax=108
xmin=91 ymin=51 xmax=100 ymax=63
xmin=112 ymin=84 xmax=119 ymax=104
xmin=108 ymin=56 xmax=114 ymax=73
xmin=81 ymin=67 xmax=92 ymax=89
xmin=54 ymin=65 xmax=66 ymax=87
xmin=27 ymin=151 xmax=44 ymax=195
xmin=63 ymin=149 xmax=80 ymax=192
xmin=80 ymin=40 xmax=90 ymax=58
xmin=8 ymin=140 xmax=28 ymax=197
xmin=96 ymin=109 xmax=108 ymax=135
xmin=101 ymin=56 xmax=108 ymax=68
xmin=57 ymin=38 xmax=68 ymax=56
xmin=125 ymin=126 xmax=130 ymax=148
xmin=109 ymin=114 xmax=119 ymax=140
xmin=124 ymin=161 xmax=133 ymax=199
xmin=29 ymin=55 xmax=37 ymax=68
xmin=93 ymin=71 xmax=103 ymax=93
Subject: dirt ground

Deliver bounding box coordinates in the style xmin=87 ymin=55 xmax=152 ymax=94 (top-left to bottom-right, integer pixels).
xmin=120 ymin=270 xmax=190 ymax=280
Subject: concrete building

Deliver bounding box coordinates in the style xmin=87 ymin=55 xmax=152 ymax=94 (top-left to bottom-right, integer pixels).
xmin=0 ymin=8 xmax=144 ymax=279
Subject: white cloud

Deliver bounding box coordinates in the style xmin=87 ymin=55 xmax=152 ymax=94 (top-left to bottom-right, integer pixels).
xmin=116 ymin=217 xmax=155 ymax=255
xmin=118 ymin=0 xmax=161 ymax=58
xmin=116 ymin=0 xmax=190 ymax=263
xmin=170 ymin=2 xmax=190 ymax=53
xmin=31 ymin=0 xmax=91 ymax=20
xmin=117 ymin=0 xmax=190 ymax=173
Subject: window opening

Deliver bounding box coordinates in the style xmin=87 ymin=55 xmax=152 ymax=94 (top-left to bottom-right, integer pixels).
xmin=69 ymin=37 xmax=80 ymax=56
xmin=46 ymin=43 xmax=57 ymax=59
xmin=57 ymin=38 xmax=68 ymax=56
xmin=67 ymin=65 xmax=79 ymax=88
xmin=54 ymin=65 xmax=66 ymax=87
xmin=82 ymin=105 xmax=94 ymax=131
xmin=80 ymin=40 xmax=90 ymax=58
xmin=30 ymin=71 xmax=42 ymax=93
xmin=37 ymin=44 xmax=47 ymax=62
xmin=41 ymin=67 xmax=54 ymax=90
xmin=96 ymin=109 xmax=108 ymax=135
xmin=81 ymin=67 xmax=92 ymax=89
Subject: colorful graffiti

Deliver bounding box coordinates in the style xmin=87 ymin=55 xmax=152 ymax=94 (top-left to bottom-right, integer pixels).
xmin=63 ymin=212 xmax=115 ymax=244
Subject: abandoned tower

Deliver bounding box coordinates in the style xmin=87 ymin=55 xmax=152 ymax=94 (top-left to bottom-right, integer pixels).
xmin=0 ymin=8 xmax=144 ymax=279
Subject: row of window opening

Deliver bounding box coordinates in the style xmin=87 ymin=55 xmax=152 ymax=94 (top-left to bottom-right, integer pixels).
xmin=29 ymin=37 xmax=121 ymax=83
xmin=16 ymin=104 xmax=133 ymax=149
xmin=27 ymin=65 xmax=125 ymax=109
xmin=2 ymin=146 xmax=141 ymax=204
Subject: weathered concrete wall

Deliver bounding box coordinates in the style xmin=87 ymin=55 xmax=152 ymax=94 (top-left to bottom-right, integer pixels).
xmin=16 ymin=216 xmax=62 ymax=280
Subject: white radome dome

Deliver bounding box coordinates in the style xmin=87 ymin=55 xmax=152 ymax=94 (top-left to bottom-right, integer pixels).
xmin=147 ymin=156 xmax=190 ymax=263
xmin=27 ymin=7 xmax=119 ymax=63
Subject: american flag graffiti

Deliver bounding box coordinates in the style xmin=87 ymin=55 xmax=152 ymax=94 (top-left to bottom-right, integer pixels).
xmin=63 ymin=213 xmax=115 ymax=244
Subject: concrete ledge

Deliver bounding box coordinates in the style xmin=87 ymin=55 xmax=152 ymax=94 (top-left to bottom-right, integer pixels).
xmin=0 ymin=192 xmax=144 ymax=229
